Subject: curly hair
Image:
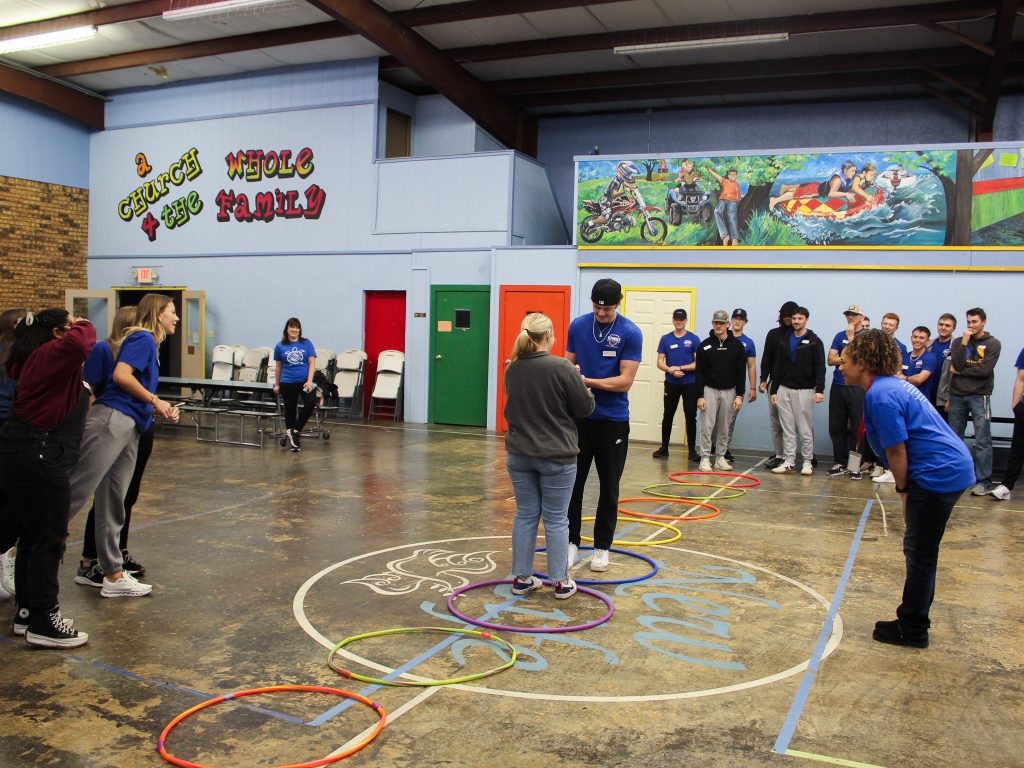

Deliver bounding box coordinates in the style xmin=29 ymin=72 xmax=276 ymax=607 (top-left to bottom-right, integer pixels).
xmin=845 ymin=328 xmax=902 ymax=376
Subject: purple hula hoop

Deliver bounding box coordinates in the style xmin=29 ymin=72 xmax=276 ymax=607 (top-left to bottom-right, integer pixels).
xmin=446 ymin=579 xmax=614 ymax=634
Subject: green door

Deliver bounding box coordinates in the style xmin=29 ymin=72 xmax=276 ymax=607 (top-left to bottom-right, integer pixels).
xmin=430 ymin=286 xmax=490 ymax=426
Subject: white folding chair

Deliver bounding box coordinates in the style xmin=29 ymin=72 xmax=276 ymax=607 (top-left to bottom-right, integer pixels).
xmin=369 ymin=349 xmax=404 ymax=421
xmin=210 ymin=344 xmax=236 ymax=381
xmin=332 ymin=349 xmax=367 ymax=420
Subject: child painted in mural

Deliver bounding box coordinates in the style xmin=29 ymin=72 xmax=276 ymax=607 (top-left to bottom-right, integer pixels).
xmin=705 ymin=166 xmax=743 ymax=246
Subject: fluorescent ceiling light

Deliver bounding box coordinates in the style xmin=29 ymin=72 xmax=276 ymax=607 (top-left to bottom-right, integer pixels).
xmin=163 ymin=0 xmax=295 ymax=21
xmin=0 ymin=25 xmax=97 ymax=55
xmin=614 ymin=33 xmax=789 ymax=55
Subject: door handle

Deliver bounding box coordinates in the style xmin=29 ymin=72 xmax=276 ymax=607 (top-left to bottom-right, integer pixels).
xmin=435 ymin=354 xmax=442 ymax=360
xmin=504 ymin=359 xmax=511 ymax=364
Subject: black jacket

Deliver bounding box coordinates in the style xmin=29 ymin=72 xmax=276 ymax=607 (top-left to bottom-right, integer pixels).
xmin=760 ymin=325 xmax=792 ymax=385
xmin=769 ymin=329 xmax=826 ymax=394
xmin=695 ymin=331 xmax=747 ymax=398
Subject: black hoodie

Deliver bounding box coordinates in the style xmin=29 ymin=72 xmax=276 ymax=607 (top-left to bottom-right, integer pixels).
xmin=769 ymin=328 xmax=825 ymax=394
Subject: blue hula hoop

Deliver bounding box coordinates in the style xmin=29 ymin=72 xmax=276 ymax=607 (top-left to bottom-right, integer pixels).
xmin=532 ymin=545 xmax=658 ymax=585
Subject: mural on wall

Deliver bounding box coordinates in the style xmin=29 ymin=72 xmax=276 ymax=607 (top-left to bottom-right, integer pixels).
xmin=574 ymin=146 xmax=1024 ymax=248
xmin=115 ymin=145 xmax=327 ymax=242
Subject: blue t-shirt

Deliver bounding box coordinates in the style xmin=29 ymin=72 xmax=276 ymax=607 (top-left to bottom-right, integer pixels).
xmin=829 ymin=329 xmax=863 ymax=386
xmin=864 ymin=376 xmax=974 ymax=493
xmin=1017 ymin=347 xmax=1024 ymax=403
xmin=657 ymin=330 xmax=700 ymax=385
xmin=902 ymin=348 xmax=941 ymax=403
xmin=274 ymin=339 xmax=317 ymax=384
xmin=96 ymin=331 xmax=158 ymax=431
xmin=929 ymin=337 xmax=952 ymax=362
xmin=566 ymin=312 xmax=642 ymax=421
xmin=735 ymin=332 xmax=756 ymax=359
xmin=83 ymin=340 xmax=115 ymax=399
xmin=892 ymin=336 xmax=908 ymax=357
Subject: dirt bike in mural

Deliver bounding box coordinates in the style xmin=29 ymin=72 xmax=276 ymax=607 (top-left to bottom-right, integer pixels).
xmin=579 ymin=190 xmax=668 ymax=243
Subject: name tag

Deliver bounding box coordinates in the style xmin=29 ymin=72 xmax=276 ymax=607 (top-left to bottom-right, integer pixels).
xmin=603 ymin=350 xmax=616 ymax=357
xmin=801 ymin=339 xmax=809 ymax=344
xmin=902 ymin=365 xmax=909 ymax=371
xmin=669 ymin=343 xmax=679 ymax=349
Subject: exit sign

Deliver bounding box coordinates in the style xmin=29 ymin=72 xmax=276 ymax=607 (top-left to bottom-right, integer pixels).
xmin=136 ymin=267 xmax=154 ymax=284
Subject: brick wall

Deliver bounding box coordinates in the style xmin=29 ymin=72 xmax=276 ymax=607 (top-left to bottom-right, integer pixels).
xmin=0 ymin=174 xmax=89 ymax=310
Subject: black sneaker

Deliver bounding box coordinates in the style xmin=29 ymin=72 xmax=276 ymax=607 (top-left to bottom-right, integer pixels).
xmin=872 ymin=619 xmax=927 ymax=649
xmin=849 ymin=471 xmax=863 ymax=480
xmin=120 ymin=550 xmax=145 ymax=577
xmin=12 ymin=605 xmax=29 ymax=636
xmin=764 ymin=456 xmax=783 ymax=469
xmin=827 ymin=464 xmax=848 ymax=477
xmin=688 ymin=452 xmax=700 ymax=462
xmin=75 ymin=561 xmax=104 ymax=587
xmin=724 ymin=451 xmax=734 ymax=463
xmin=652 ymin=447 xmax=669 ymax=458
xmin=26 ymin=607 xmax=88 ymax=649
xmin=287 ymin=429 xmax=300 ymax=451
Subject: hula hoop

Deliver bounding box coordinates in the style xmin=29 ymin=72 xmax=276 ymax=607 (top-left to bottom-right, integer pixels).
xmin=618 ymin=496 xmax=721 ymax=522
xmin=642 ymin=482 xmax=746 ymax=501
xmin=447 ymin=579 xmax=614 ymax=634
xmin=668 ymin=470 xmax=761 ymax=488
xmin=327 ymin=626 xmax=517 ymax=687
xmin=157 ymin=685 xmax=385 ymax=768
xmin=579 ymin=515 xmax=681 ymax=546
xmin=533 ymin=545 xmax=658 ymax=585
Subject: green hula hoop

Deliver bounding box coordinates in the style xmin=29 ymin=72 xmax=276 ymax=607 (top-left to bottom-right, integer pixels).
xmin=642 ymin=483 xmax=747 ymax=501
xmin=328 ymin=626 xmax=518 ymax=687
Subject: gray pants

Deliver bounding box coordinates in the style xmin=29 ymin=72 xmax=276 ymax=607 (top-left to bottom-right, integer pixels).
xmin=699 ymin=388 xmax=734 ymax=458
xmin=711 ymin=400 xmax=744 ymax=451
xmin=776 ymin=386 xmax=815 ymax=465
xmin=769 ymin=394 xmax=784 ymax=457
xmin=68 ymin=405 xmax=140 ymax=576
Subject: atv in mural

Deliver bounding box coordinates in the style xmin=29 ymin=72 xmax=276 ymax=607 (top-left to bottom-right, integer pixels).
xmin=665 ymin=187 xmax=712 ymax=226
xmin=579 ymin=189 xmax=668 ymax=243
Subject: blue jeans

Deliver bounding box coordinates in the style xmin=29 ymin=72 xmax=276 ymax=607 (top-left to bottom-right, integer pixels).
xmin=947 ymin=393 xmax=992 ymax=482
xmin=714 ymin=198 xmax=739 ymax=241
xmin=507 ymin=453 xmax=576 ymax=582
xmin=896 ymin=481 xmax=962 ymax=637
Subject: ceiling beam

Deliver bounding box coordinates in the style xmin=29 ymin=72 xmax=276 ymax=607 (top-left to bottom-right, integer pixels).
xmin=977 ymin=0 xmax=1019 ymax=136
xmin=0 ymin=62 xmax=103 ymax=128
xmin=380 ymin=0 xmax=1000 ymax=69
xmin=0 ymin=1 xmax=171 ymax=40
xmin=918 ymin=20 xmax=995 ymax=55
xmin=394 ymin=0 xmax=627 ymax=26
xmin=305 ymin=0 xmax=528 ymax=152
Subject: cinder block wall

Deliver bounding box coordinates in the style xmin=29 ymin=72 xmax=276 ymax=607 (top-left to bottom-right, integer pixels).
xmin=0 ymin=175 xmax=88 ymax=309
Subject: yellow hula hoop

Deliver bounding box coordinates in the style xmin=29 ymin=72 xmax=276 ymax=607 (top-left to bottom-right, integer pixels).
xmin=579 ymin=515 xmax=681 ymax=546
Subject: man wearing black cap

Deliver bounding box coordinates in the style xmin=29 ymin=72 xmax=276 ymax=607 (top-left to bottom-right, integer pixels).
xmin=760 ymin=301 xmax=799 ymax=468
xmin=696 ymin=310 xmax=747 ymax=471
xmin=565 ymin=278 xmax=643 ymax=573
xmin=653 ymin=307 xmax=701 ymax=462
xmin=827 ymin=304 xmax=866 ymax=478
xmin=712 ymin=308 xmax=758 ymax=462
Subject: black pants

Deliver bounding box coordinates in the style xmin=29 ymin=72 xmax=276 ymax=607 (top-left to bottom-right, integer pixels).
xmin=1001 ymin=401 xmax=1024 ymax=490
xmin=0 ymin=484 xmax=15 ymax=552
xmin=81 ymin=425 xmax=154 ymax=560
xmin=828 ymin=383 xmax=864 ymax=465
xmin=279 ymin=382 xmax=316 ymax=432
xmin=661 ymin=382 xmax=698 ymax=453
xmin=568 ymin=419 xmax=629 ymax=550
xmin=896 ymin=481 xmax=962 ymax=638
xmin=0 ymin=431 xmax=80 ymax=616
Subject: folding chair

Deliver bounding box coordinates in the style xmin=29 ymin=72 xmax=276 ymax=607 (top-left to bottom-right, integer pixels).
xmin=369 ymin=349 xmax=404 ymax=421
xmin=332 ymin=349 xmax=367 ymax=420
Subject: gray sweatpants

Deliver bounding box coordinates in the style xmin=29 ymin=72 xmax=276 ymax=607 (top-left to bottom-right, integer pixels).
xmin=68 ymin=404 xmax=140 ymax=576
xmin=699 ymin=387 xmax=734 ymax=458
xmin=768 ymin=395 xmax=784 ymax=457
xmin=776 ymin=386 xmax=815 ymax=466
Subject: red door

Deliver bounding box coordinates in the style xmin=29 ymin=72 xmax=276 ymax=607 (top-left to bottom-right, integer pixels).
xmin=364 ymin=291 xmax=406 ymax=417
xmin=496 ymin=285 xmax=572 ymax=432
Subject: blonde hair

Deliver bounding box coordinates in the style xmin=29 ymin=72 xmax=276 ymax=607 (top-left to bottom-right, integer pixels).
xmin=511 ymin=312 xmax=553 ymax=361
xmin=107 ymin=305 xmax=140 ymax=358
xmin=120 ymin=293 xmax=173 ymax=349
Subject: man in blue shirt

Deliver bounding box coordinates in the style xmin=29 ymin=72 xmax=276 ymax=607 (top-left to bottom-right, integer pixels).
xmin=566 ymin=278 xmax=642 ymax=574
xmin=929 ymin=313 xmax=956 ymax=420
xmin=881 ymin=312 xmax=908 ymax=358
xmin=653 ymin=308 xmax=700 ymax=462
xmin=902 ymin=326 xmax=941 ymax=404
xmin=827 ymin=304 xmax=865 ymax=478
xmin=841 ymin=329 xmax=973 ymax=649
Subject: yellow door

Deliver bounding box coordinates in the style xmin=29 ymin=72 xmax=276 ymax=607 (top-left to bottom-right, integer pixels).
xmin=621 ymin=287 xmax=696 ymax=445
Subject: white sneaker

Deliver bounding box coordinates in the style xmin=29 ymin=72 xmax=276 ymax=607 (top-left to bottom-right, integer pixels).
xmin=590 ymin=548 xmax=610 ymax=572
xmin=0 ymin=546 xmax=15 ymax=598
xmin=874 ymin=470 xmax=895 ymax=484
xmin=800 ymin=462 xmax=813 ymax=476
xmin=101 ymin=571 xmax=153 ymax=598
xmin=698 ymin=457 xmax=712 ymax=472
xmin=771 ymin=463 xmax=795 ymax=474
xmin=567 ymin=542 xmax=578 ymax=570
xmin=714 ymin=455 xmax=733 ymax=471
xmin=990 ymin=484 xmax=1012 ymax=500
xmin=870 ymin=465 xmax=886 ymax=479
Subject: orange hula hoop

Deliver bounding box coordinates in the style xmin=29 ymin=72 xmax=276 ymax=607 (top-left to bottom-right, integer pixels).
xmin=618 ymin=496 xmax=721 ymax=521
xmin=668 ymin=470 xmax=761 ymax=488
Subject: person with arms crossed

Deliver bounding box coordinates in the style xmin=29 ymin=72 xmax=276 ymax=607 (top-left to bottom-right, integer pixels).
xmin=760 ymin=301 xmax=799 ymax=469
xmin=566 ymin=279 xmax=642 ymax=573
xmin=770 ymin=307 xmax=826 ymax=476
xmin=840 ymin=329 xmax=973 ymax=648
xmin=652 ymin=308 xmax=700 ymax=462
xmin=695 ymin=310 xmax=747 ymax=472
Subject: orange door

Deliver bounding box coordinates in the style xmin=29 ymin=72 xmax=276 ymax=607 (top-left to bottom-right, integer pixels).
xmin=496 ymin=285 xmax=572 ymax=432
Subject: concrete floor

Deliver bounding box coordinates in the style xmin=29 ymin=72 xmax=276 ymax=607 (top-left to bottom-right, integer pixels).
xmin=1 ymin=420 xmax=1022 ymax=768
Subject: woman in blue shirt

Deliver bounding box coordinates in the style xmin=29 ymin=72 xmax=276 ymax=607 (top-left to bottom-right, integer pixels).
xmin=840 ymin=329 xmax=974 ymax=648
xmin=273 ymin=317 xmax=316 ymax=452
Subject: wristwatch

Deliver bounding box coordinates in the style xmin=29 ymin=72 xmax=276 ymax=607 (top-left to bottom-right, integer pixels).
xmin=895 ymin=485 xmax=907 ymax=494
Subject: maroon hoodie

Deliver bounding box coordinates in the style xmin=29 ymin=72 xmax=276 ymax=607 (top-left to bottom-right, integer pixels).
xmin=8 ymin=320 xmax=96 ymax=429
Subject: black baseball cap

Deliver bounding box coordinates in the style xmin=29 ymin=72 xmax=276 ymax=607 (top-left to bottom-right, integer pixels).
xmin=731 ymin=308 xmax=748 ymax=320
xmin=591 ymin=278 xmax=622 ymax=306
xmin=672 ymin=308 xmax=687 ymax=320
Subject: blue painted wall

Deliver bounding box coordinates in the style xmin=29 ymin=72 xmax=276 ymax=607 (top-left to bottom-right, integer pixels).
xmin=0 ymin=91 xmax=91 ymax=188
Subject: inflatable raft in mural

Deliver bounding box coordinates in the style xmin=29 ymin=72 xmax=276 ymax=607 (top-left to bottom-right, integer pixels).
xmin=574 ymin=147 xmax=1024 ymax=247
